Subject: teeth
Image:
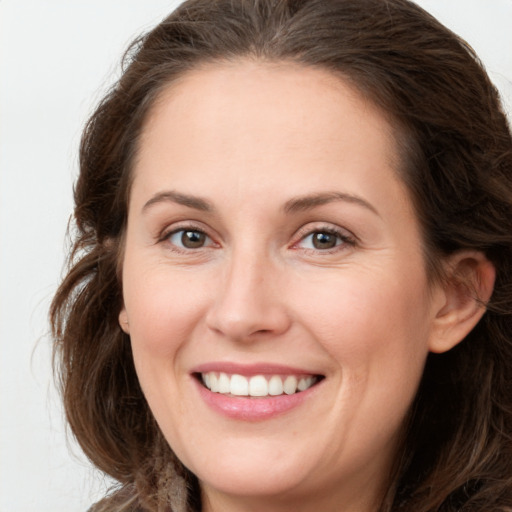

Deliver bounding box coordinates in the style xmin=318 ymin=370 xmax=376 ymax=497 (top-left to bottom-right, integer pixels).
xmin=230 ymin=374 xmax=249 ymax=396
xmin=298 ymin=377 xmax=313 ymax=391
xmin=210 ymin=373 xmax=219 ymax=392
xmin=218 ymin=372 xmax=230 ymax=393
xmin=249 ymin=375 xmax=268 ymax=397
xmin=201 ymin=372 xmax=317 ymax=397
xmin=268 ymin=375 xmax=283 ymax=396
xmin=283 ymin=375 xmax=298 ymax=395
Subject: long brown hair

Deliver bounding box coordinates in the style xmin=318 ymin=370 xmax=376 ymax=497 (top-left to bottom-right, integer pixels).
xmin=51 ymin=1 xmax=512 ymax=510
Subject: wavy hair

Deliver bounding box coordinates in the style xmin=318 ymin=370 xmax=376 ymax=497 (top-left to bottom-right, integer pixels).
xmin=51 ymin=0 xmax=512 ymax=510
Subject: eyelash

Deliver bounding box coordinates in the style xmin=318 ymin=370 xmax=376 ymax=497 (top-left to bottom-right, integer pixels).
xmin=158 ymin=224 xmax=356 ymax=254
xmin=292 ymin=225 xmax=356 ymax=254
xmin=159 ymin=224 xmax=215 ymax=253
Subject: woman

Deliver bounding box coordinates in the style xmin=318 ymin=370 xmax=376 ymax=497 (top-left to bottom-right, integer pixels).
xmin=51 ymin=0 xmax=512 ymax=510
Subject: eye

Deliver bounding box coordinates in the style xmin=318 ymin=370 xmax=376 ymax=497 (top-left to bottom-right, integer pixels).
xmin=166 ymin=229 xmax=213 ymax=249
xmin=296 ymin=228 xmax=354 ymax=251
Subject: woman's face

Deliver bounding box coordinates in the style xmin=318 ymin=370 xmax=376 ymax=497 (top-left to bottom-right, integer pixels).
xmin=120 ymin=62 xmax=447 ymax=511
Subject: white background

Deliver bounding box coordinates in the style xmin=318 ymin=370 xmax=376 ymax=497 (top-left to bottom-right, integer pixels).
xmin=0 ymin=1 xmax=511 ymax=511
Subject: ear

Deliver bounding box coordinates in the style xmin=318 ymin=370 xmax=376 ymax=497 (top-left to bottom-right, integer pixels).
xmin=118 ymin=307 xmax=130 ymax=334
xmin=428 ymin=251 xmax=495 ymax=354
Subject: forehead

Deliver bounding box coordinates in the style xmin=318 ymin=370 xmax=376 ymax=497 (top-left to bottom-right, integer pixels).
xmin=132 ymin=60 xmax=408 ymax=212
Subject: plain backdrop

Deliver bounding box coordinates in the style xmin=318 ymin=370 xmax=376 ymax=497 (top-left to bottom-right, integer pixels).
xmin=0 ymin=1 xmax=511 ymax=511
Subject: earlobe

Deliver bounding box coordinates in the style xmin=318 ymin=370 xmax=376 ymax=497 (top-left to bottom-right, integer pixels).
xmin=428 ymin=251 xmax=495 ymax=354
xmin=118 ymin=308 xmax=130 ymax=334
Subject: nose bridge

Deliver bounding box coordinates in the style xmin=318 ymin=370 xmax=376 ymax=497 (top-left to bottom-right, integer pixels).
xmin=206 ymin=242 xmax=290 ymax=340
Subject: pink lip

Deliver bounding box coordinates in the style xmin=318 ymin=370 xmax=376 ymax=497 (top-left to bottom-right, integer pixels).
xmin=191 ymin=362 xmax=323 ymax=422
xmin=192 ymin=361 xmax=318 ymax=377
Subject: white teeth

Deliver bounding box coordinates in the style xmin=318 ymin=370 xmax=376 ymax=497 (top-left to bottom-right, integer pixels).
xmin=201 ymin=372 xmax=318 ymax=397
xmin=218 ymin=372 xmax=230 ymax=393
xmin=283 ymin=375 xmax=298 ymax=395
xmin=230 ymin=374 xmax=249 ymax=396
xmin=268 ymin=375 xmax=283 ymax=396
xmin=249 ymin=375 xmax=268 ymax=397
xmin=298 ymin=377 xmax=313 ymax=391
xmin=210 ymin=373 xmax=219 ymax=392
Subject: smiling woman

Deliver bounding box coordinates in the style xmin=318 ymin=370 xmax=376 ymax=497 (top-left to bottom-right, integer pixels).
xmin=50 ymin=1 xmax=512 ymax=511
xmin=120 ymin=64 xmax=457 ymax=510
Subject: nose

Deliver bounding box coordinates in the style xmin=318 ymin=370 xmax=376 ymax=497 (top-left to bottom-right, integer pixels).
xmin=205 ymin=249 xmax=291 ymax=341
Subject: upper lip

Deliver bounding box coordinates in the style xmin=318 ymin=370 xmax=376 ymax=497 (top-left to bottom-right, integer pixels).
xmin=192 ymin=361 xmax=323 ymax=377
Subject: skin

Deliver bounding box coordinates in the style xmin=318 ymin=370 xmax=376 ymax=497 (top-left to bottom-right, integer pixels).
xmin=119 ymin=61 xmax=494 ymax=512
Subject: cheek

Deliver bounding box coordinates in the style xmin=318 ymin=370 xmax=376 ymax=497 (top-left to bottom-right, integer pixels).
xmin=291 ymin=267 xmax=432 ymax=382
xmin=124 ymin=268 xmax=209 ymax=420
xmin=124 ymin=266 xmax=211 ymax=358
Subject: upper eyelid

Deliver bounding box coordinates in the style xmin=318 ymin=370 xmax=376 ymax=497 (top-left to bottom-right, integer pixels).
xmin=159 ymin=221 xmax=212 ymax=239
xmin=295 ymin=232 xmax=353 ymax=249
xmin=293 ymin=223 xmax=356 ymax=242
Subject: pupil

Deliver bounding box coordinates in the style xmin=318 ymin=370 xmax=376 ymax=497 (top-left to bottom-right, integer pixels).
xmin=182 ymin=231 xmax=205 ymax=248
xmin=313 ymin=232 xmax=336 ymax=249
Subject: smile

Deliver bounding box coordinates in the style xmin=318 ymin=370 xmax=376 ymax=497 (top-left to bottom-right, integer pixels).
xmin=200 ymin=372 xmax=319 ymax=397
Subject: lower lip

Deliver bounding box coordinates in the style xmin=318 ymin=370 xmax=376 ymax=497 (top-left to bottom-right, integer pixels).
xmin=194 ymin=377 xmax=321 ymax=421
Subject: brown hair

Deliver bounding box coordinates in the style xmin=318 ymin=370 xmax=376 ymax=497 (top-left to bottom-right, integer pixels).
xmin=51 ymin=1 xmax=512 ymax=510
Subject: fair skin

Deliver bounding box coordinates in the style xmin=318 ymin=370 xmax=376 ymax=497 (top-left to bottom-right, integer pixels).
xmin=119 ymin=61 xmax=494 ymax=512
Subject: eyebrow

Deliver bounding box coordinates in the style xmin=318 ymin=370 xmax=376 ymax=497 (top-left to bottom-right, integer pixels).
xmin=142 ymin=189 xmax=379 ymax=217
xmin=142 ymin=191 xmax=214 ymax=213
xmin=283 ymin=191 xmax=380 ymax=217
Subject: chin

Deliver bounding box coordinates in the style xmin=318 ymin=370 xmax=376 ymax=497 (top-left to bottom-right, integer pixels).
xmin=182 ymin=440 xmax=315 ymax=498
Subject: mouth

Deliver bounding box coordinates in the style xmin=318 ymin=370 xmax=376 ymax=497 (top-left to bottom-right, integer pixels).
xmin=192 ymin=364 xmax=325 ymax=420
xmin=196 ymin=372 xmax=323 ymax=397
